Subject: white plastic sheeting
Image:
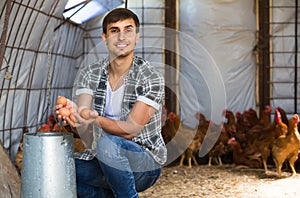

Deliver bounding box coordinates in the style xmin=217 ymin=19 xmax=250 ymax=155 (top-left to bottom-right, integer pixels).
xmin=0 ymin=0 xmax=83 ymax=160
xmin=179 ymin=0 xmax=257 ymax=127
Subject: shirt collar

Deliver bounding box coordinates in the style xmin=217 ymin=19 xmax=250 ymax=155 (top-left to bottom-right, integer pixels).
xmin=127 ymin=56 xmax=138 ymax=79
xmin=102 ymin=56 xmax=140 ymax=79
xmin=102 ymin=57 xmax=110 ymax=76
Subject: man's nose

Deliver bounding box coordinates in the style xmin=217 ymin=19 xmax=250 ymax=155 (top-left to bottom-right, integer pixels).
xmin=118 ymin=31 xmax=125 ymax=40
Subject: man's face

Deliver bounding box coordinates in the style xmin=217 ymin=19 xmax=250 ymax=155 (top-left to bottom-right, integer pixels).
xmin=102 ymin=18 xmax=139 ymax=59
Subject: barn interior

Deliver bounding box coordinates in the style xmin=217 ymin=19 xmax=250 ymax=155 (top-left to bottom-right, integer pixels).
xmin=0 ymin=0 xmax=299 ymax=197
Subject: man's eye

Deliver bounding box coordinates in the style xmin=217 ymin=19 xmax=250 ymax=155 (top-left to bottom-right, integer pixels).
xmin=110 ymin=29 xmax=119 ymax=33
xmin=125 ymin=29 xmax=133 ymax=33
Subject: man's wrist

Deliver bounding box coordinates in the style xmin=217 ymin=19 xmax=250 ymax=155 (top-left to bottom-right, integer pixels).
xmin=93 ymin=116 xmax=100 ymax=126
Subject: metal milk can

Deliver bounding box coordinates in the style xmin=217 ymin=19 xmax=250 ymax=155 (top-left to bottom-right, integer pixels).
xmin=21 ymin=132 xmax=76 ymax=198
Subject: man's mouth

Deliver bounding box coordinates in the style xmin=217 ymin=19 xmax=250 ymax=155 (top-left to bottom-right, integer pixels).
xmin=117 ymin=44 xmax=127 ymax=48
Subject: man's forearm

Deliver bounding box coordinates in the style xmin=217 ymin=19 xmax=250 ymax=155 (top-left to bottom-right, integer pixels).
xmin=96 ymin=116 xmax=140 ymax=139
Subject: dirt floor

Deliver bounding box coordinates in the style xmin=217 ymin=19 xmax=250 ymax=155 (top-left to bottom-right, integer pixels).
xmin=138 ymin=164 xmax=300 ymax=198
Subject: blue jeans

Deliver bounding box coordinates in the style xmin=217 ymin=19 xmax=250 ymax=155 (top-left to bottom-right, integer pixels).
xmin=76 ymin=132 xmax=162 ymax=198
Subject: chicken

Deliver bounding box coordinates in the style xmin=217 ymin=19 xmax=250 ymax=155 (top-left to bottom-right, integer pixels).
xmin=46 ymin=113 xmax=57 ymax=129
xmin=179 ymin=112 xmax=209 ymax=167
xmin=37 ymin=123 xmax=52 ymax=132
xmin=250 ymin=108 xmax=288 ymax=173
xmin=234 ymin=111 xmax=247 ymax=148
xmin=272 ymin=107 xmax=289 ymax=137
xmin=207 ymin=125 xmax=229 ymax=166
xmin=207 ymin=110 xmax=235 ymax=166
xmin=272 ymin=114 xmax=300 ymax=177
xmin=168 ymin=112 xmax=181 ymax=131
xmin=15 ymin=128 xmax=29 ymax=173
xmin=52 ymin=123 xmax=69 ymax=132
xmin=223 ymin=110 xmax=237 ymax=137
xmin=208 ymin=141 xmax=226 ymax=166
xmin=179 ymin=134 xmax=201 ymax=168
xmin=161 ymin=111 xmax=180 ymax=144
xmin=15 ymin=146 xmax=23 ymax=173
xmin=276 ymin=107 xmax=289 ymax=127
xmin=243 ymin=108 xmax=259 ymax=129
xmin=236 ymin=112 xmax=246 ymax=132
xmin=227 ymin=137 xmax=261 ymax=168
xmin=258 ymin=105 xmax=272 ymax=128
xmin=244 ymin=106 xmax=272 ymax=147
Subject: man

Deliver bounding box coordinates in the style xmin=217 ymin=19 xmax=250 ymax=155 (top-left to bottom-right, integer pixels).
xmin=58 ymin=8 xmax=167 ymax=197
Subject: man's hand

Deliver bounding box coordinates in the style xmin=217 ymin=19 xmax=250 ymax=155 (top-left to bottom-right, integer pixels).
xmin=54 ymin=96 xmax=78 ymax=126
xmin=66 ymin=109 xmax=99 ymax=128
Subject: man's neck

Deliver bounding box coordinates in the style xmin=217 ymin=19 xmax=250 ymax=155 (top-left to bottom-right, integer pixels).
xmin=109 ymin=54 xmax=134 ymax=77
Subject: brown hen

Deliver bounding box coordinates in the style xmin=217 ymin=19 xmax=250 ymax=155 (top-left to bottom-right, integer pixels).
xmin=272 ymin=114 xmax=300 ymax=177
xmin=251 ymin=108 xmax=288 ymax=173
xmin=161 ymin=111 xmax=180 ymax=144
xmin=179 ymin=112 xmax=209 ymax=167
xmin=227 ymin=137 xmax=261 ymax=168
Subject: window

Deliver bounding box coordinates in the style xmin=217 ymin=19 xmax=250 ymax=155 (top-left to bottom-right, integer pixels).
xmin=63 ymin=0 xmax=123 ymax=24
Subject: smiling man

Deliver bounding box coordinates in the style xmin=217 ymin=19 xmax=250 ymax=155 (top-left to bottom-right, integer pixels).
xmin=70 ymin=8 xmax=167 ymax=198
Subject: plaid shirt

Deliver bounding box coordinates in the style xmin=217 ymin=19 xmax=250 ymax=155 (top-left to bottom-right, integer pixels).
xmin=74 ymin=56 xmax=167 ymax=165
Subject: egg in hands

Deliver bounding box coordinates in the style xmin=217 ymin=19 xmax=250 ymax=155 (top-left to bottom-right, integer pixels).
xmin=55 ymin=96 xmax=77 ymax=123
xmin=80 ymin=108 xmax=92 ymax=120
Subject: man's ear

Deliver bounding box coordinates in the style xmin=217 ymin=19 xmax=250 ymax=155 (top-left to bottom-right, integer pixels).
xmin=102 ymin=33 xmax=107 ymax=45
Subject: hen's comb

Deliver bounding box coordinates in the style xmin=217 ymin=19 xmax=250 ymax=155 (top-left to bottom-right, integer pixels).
xmin=275 ymin=108 xmax=282 ymax=123
xmin=228 ymin=137 xmax=236 ymax=144
xmin=264 ymin=105 xmax=272 ymax=113
xmin=293 ymin=114 xmax=299 ymax=123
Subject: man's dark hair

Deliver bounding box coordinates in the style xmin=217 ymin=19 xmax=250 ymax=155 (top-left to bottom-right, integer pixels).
xmin=102 ymin=8 xmax=140 ymax=34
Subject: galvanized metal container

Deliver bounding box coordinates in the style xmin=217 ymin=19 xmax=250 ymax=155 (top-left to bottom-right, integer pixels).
xmin=21 ymin=132 xmax=77 ymax=198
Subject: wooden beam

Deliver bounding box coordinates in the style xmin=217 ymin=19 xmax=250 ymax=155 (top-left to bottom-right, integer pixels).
xmin=258 ymin=0 xmax=270 ymax=110
xmin=164 ymin=0 xmax=178 ymax=113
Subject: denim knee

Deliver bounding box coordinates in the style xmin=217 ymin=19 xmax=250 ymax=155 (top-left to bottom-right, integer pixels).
xmin=96 ymin=133 xmax=129 ymax=171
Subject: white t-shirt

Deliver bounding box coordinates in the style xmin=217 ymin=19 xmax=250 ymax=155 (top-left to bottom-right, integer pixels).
xmin=104 ymin=83 xmax=125 ymax=120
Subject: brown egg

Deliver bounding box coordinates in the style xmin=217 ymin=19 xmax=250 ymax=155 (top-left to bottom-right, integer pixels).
xmin=59 ymin=107 xmax=71 ymax=117
xmin=56 ymin=96 xmax=67 ymax=106
xmin=69 ymin=108 xmax=77 ymax=122
xmin=69 ymin=114 xmax=77 ymax=123
xmin=80 ymin=108 xmax=91 ymax=120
